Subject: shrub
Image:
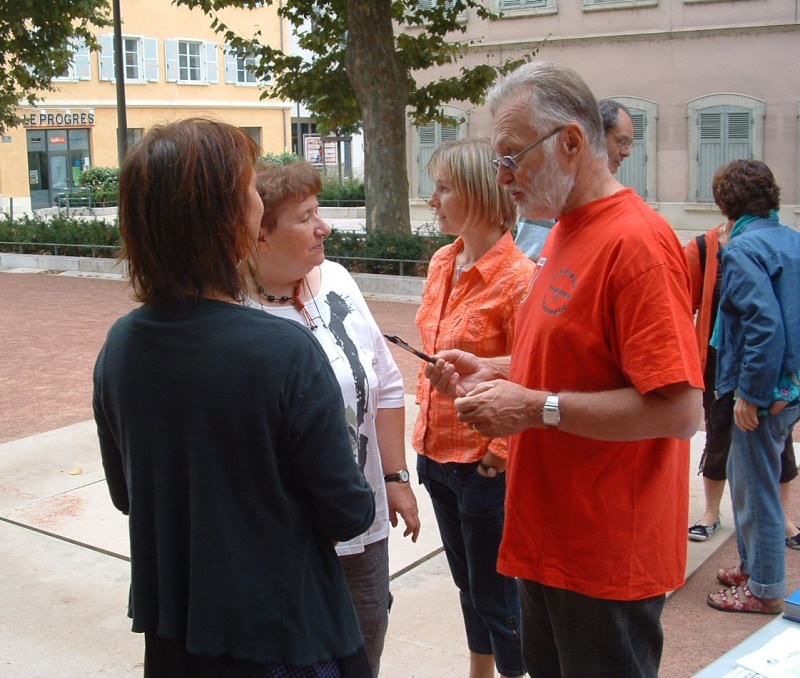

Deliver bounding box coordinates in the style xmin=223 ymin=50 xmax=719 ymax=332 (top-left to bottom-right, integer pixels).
xmin=0 ymin=213 xmax=120 ymax=256
xmin=78 ymin=167 xmax=120 ymax=192
xmin=319 ymin=177 xmax=365 ymax=206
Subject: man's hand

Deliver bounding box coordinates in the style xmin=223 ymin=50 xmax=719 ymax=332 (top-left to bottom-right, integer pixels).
xmin=385 ymin=483 xmax=420 ymax=542
xmin=424 ymin=349 xmax=506 ymax=398
xmin=455 ymin=380 xmax=540 ymax=438
xmin=734 ymin=395 xmax=760 ymax=431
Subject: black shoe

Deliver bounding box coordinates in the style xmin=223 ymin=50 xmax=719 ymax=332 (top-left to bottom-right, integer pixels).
xmin=688 ymin=519 xmax=722 ymax=542
xmin=787 ymin=529 xmax=800 ymax=550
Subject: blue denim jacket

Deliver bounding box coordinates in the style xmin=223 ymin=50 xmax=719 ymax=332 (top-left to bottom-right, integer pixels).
xmin=716 ymin=215 xmax=800 ymax=406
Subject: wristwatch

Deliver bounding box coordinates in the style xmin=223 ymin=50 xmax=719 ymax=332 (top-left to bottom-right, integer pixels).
xmin=479 ymin=461 xmax=499 ymax=478
xmin=542 ymin=393 xmax=561 ymax=427
xmin=384 ymin=469 xmax=410 ymax=483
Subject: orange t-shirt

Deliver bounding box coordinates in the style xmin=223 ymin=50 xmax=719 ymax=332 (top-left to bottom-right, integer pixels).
xmin=414 ymin=230 xmax=534 ymax=463
xmin=498 ymin=189 xmax=704 ymax=600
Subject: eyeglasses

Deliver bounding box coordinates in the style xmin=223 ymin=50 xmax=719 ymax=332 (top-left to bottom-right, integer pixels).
xmin=611 ymin=134 xmax=634 ymax=150
xmin=492 ymin=126 xmax=565 ymax=172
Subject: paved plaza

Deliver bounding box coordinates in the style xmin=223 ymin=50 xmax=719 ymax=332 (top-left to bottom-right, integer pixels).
xmin=1 ymin=269 xmax=798 ymax=677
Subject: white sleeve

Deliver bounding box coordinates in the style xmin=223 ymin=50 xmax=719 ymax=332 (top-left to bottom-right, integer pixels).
xmin=327 ymin=261 xmax=406 ymax=409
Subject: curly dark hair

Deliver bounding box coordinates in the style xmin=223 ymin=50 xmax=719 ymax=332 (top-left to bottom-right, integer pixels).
xmin=712 ymin=159 xmax=780 ymax=221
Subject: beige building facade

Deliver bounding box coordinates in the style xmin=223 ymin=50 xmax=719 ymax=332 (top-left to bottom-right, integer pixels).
xmin=0 ymin=1 xmax=289 ymax=213
xmin=406 ymin=0 xmax=800 ymax=235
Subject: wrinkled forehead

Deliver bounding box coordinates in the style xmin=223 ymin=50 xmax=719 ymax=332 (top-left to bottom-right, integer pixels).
xmin=491 ymin=94 xmax=538 ymax=151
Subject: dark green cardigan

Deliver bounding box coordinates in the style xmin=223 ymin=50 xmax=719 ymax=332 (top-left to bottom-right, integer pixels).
xmin=94 ymin=299 xmax=375 ymax=666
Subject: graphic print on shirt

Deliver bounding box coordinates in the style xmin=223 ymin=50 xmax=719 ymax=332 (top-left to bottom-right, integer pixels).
xmin=543 ymin=268 xmax=577 ymax=315
xmin=326 ymin=291 xmax=370 ymax=473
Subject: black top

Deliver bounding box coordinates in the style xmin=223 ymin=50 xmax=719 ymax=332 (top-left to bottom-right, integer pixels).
xmin=94 ymin=299 xmax=375 ymax=665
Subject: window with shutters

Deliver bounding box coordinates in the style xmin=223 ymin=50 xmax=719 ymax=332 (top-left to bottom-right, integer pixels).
xmin=224 ymin=46 xmax=264 ymax=86
xmin=601 ymin=96 xmax=658 ymax=202
xmin=583 ymin=0 xmax=657 ymax=10
xmin=99 ymin=35 xmax=159 ymax=83
xmin=165 ymin=39 xmax=219 ymax=84
xmin=54 ymin=39 xmax=91 ymax=82
xmin=494 ymin=0 xmax=557 ymax=16
xmin=687 ymin=95 xmax=764 ymax=203
xmin=417 ymin=113 xmax=464 ymax=199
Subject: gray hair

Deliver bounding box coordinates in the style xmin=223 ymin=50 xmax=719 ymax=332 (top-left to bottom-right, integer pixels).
xmin=488 ymin=61 xmax=606 ymax=158
xmin=599 ymin=99 xmax=631 ymax=135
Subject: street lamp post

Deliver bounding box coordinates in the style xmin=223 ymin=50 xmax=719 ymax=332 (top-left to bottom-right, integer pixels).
xmin=112 ymin=0 xmax=128 ymax=165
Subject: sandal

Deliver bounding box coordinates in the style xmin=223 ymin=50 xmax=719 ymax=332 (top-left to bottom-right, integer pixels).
xmin=787 ymin=528 xmax=800 ymax=550
xmin=707 ymin=584 xmax=783 ymax=615
xmin=717 ymin=565 xmax=749 ymax=587
xmin=688 ymin=519 xmax=722 ymax=542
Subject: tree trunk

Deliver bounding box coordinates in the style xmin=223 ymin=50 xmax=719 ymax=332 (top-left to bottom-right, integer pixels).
xmin=346 ymin=0 xmax=411 ymax=235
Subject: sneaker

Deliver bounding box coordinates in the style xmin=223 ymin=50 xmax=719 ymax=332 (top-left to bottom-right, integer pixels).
xmin=688 ymin=519 xmax=722 ymax=542
xmin=787 ymin=529 xmax=800 ymax=550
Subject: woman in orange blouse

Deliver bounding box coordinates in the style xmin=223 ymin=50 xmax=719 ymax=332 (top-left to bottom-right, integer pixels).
xmin=414 ymin=138 xmax=533 ymax=678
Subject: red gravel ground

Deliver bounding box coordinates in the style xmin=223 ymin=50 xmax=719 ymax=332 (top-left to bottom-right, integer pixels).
xmin=1 ymin=270 xmax=798 ymax=677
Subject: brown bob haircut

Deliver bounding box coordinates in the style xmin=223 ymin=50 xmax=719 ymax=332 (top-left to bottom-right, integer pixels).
xmin=712 ymin=159 xmax=780 ymax=221
xmin=254 ymin=160 xmax=323 ymax=234
xmin=119 ymin=118 xmax=260 ymax=305
xmin=426 ymin=138 xmax=518 ymax=233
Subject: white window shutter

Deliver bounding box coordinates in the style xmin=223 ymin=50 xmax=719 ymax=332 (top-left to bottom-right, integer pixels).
xmin=99 ymin=34 xmax=115 ymax=81
xmin=205 ymin=41 xmax=219 ymax=83
xmin=224 ymin=45 xmax=238 ymax=84
xmin=143 ymin=37 xmax=159 ymax=82
xmin=73 ymin=41 xmax=91 ymax=80
xmin=165 ymin=38 xmax=179 ymax=82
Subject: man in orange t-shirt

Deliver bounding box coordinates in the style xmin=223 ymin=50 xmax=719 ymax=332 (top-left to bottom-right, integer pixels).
xmin=426 ymin=61 xmax=703 ymax=677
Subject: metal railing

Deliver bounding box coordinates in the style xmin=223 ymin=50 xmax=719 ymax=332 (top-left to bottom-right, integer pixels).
xmin=0 ymin=242 xmax=119 ymax=257
xmin=0 ymin=244 xmax=430 ymax=277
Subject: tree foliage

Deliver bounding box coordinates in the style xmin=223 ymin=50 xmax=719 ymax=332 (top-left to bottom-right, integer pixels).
xmin=0 ymin=0 xmax=112 ymax=133
xmin=177 ymin=0 xmax=536 ymax=233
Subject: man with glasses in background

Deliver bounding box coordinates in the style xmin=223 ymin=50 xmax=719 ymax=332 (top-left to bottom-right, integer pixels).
xmin=425 ymin=61 xmax=703 ymax=677
xmin=600 ymin=99 xmax=634 ymax=175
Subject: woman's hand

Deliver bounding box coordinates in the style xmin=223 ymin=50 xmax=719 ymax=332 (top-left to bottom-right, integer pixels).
xmin=386 ymin=483 xmax=420 ymax=542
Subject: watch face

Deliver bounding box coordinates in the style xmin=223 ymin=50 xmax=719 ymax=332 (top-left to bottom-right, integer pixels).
xmin=398 ymin=469 xmax=410 ymax=483
xmin=485 ymin=466 xmax=498 ymax=478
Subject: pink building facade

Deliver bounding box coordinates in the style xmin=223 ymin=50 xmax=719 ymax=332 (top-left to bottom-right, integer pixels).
xmin=405 ymin=0 xmax=800 ymax=238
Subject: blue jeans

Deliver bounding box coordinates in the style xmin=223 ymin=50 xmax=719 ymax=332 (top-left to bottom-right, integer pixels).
xmin=339 ymin=538 xmax=390 ymax=677
xmin=518 ymin=579 xmax=665 ymax=678
xmin=727 ymin=401 xmax=800 ymax=600
xmin=417 ymin=455 xmax=524 ymax=677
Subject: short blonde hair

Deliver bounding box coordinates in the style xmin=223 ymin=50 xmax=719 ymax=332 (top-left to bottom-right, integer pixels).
xmin=427 ymin=138 xmax=518 ymax=233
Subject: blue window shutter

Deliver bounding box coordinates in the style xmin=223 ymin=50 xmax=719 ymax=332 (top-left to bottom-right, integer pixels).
xmin=617 ymin=109 xmax=647 ymax=200
xmin=224 ymin=45 xmax=238 ymax=83
xmin=205 ymin=42 xmax=219 ymax=83
xmin=143 ymin=37 xmax=159 ymax=82
xmin=99 ymin=34 xmax=115 ymax=81
xmin=165 ymin=39 xmax=178 ymax=82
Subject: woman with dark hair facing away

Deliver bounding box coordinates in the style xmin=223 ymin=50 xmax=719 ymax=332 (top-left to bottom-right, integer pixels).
xmin=414 ymin=138 xmax=533 ymax=678
xmin=94 ymin=118 xmax=375 ymax=677
xmin=685 ymin=173 xmax=799 ymax=547
xmin=244 ymin=159 xmax=421 ymax=677
xmin=706 ymin=159 xmax=800 ymax=615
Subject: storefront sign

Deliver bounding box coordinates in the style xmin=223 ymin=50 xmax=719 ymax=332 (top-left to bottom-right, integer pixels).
xmin=49 ymin=135 xmax=67 ymax=144
xmin=21 ymin=111 xmax=95 ymax=127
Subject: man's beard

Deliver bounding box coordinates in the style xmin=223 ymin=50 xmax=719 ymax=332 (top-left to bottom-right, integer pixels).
xmin=517 ymin=148 xmax=575 ymax=220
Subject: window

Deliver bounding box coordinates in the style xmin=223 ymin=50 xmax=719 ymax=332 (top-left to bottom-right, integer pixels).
xmin=240 ymin=127 xmax=261 ymax=147
xmin=602 ymin=97 xmax=658 ymax=202
xmin=99 ymin=35 xmax=159 ymax=82
xmin=126 ymin=128 xmax=144 ymax=150
xmin=687 ymin=94 xmax=764 ymax=203
xmin=583 ymin=0 xmax=657 ymax=10
xmin=416 ymin=107 xmax=466 ymax=198
xmin=54 ymin=39 xmax=91 ymax=81
xmin=494 ymin=0 xmax=557 ymax=16
xmin=165 ymin=39 xmax=219 ymax=84
xmin=224 ymin=46 xmax=262 ymax=85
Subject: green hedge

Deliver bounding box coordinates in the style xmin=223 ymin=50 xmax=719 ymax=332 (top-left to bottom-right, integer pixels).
xmin=0 ymin=215 xmax=453 ymax=276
